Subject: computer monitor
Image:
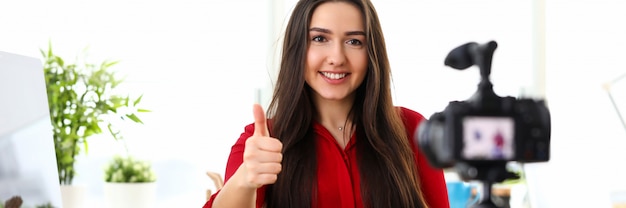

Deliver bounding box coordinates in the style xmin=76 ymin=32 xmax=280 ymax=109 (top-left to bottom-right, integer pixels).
xmin=0 ymin=51 xmax=62 ymax=207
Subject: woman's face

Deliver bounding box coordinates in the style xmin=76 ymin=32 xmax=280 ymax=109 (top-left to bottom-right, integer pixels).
xmin=305 ymin=1 xmax=368 ymax=103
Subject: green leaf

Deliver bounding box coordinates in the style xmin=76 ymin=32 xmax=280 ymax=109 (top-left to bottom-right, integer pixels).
xmin=83 ymin=138 xmax=89 ymax=154
xmin=61 ymin=154 xmax=73 ymax=164
xmin=133 ymin=94 xmax=143 ymax=106
xmin=55 ymin=56 xmax=64 ymax=67
xmin=84 ymin=129 xmax=95 ymax=137
xmin=102 ymin=60 xmax=119 ymax=69
xmin=137 ymin=109 xmax=151 ymax=113
xmin=47 ymin=40 xmax=53 ymax=58
xmin=126 ymin=114 xmax=143 ymax=124
xmin=40 ymin=48 xmax=47 ymax=60
xmin=92 ymin=121 xmax=103 ymax=134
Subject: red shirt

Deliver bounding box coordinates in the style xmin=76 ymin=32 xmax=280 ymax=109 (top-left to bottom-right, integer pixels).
xmin=204 ymin=107 xmax=449 ymax=208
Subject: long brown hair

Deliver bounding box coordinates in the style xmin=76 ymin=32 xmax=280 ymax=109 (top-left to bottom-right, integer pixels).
xmin=266 ymin=0 xmax=427 ymax=207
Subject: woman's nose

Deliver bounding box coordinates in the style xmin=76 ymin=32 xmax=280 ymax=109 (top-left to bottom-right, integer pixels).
xmin=326 ymin=42 xmax=346 ymax=66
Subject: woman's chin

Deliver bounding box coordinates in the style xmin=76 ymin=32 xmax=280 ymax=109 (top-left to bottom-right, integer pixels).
xmin=316 ymin=93 xmax=350 ymax=102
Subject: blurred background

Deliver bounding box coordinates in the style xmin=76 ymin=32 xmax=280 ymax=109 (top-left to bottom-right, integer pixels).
xmin=1 ymin=0 xmax=625 ymax=207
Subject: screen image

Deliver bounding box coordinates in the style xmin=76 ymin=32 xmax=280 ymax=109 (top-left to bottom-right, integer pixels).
xmin=462 ymin=116 xmax=515 ymax=160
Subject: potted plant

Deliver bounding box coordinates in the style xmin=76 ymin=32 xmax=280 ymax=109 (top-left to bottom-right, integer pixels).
xmin=103 ymin=155 xmax=157 ymax=208
xmin=41 ymin=42 xmax=148 ymax=208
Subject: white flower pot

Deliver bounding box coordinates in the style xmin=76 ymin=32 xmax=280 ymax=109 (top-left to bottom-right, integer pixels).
xmin=60 ymin=185 xmax=86 ymax=208
xmin=103 ymin=182 xmax=157 ymax=208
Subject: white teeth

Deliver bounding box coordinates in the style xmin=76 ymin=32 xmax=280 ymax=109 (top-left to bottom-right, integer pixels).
xmin=321 ymin=72 xmax=347 ymax=80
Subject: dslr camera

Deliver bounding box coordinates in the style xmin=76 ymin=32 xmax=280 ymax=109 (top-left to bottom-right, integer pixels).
xmin=417 ymin=41 xmax=551 ymax=183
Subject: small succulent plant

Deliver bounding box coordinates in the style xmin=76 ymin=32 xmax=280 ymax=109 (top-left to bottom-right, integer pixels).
xmin=35 ymin=202 xmax=54 ymax=208
xmin=104 ymin=155 xmax=156 ymax=183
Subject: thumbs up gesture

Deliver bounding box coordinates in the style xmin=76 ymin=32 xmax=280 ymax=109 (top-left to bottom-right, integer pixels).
xmin=241 ymin=104 xmax=283 ymax=188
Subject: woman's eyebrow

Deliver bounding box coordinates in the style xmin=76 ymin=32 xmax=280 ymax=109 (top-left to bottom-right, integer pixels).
xmin=345 ymin=31 xmax=365 ymax=36
xmin=309 ymin=27 xmax=331 ymax=34
xmin=309 ymin=27 xmax=365 ymax=36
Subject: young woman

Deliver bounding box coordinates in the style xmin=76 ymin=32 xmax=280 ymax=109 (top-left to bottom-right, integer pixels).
xmin=204 ymin=0 xmax=449 ymax=207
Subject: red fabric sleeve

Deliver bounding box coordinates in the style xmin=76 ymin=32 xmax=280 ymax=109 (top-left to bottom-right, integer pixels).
xmin=203 ymin=123 xmax=266 ymax=208
xmin=400 ymin=107 xmax=450 ymax=208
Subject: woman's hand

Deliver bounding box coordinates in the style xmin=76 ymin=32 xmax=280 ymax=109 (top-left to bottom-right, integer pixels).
xmin=240 ymin=104 xmax=283 ymax=188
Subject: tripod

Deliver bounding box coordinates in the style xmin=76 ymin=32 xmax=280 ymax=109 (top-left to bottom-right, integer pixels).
xmin=454 ymin=162 xmax=519 ymax=208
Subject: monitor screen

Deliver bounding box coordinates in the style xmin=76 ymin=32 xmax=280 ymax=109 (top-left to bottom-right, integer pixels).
xmin=461 ymin=116 xmax=515 ymax=160
xmin=0 ymin=51 xmax=61 ymax=207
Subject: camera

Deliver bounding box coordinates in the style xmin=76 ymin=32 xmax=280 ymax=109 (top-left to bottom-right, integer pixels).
xmin=416 ymin=41 xmax=551 ymax=207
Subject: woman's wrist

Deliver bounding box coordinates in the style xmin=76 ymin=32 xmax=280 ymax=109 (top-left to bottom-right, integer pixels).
xmin=231 ymin=164 xmax=258 ymax=191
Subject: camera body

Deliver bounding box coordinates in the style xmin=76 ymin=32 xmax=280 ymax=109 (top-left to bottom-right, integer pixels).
xmin=417 ymin=41 xmax=551 ymax=170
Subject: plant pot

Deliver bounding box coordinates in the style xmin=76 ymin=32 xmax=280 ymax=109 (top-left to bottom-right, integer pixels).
xmin=103 ymin=182 xmax=156 ymax=208
xmin=60 ymin=184 xmax=86 ymax=208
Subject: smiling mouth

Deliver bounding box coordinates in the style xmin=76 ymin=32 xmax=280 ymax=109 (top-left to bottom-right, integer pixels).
xmin=320 ymin=72 xmax=348 ymax=80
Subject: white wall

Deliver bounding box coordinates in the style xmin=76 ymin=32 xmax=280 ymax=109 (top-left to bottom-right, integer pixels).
xmin=1 ymin=0 xmax=275 ymax=207
xmin=371 ymin=0 xmax=534 ymax=121
xmin=3 ymin=0 xmax=626 ymax=207
xmin=530 ymin=1 xmax=626 ymax=207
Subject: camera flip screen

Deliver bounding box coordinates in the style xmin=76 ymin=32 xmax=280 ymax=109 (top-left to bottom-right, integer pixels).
xmin=461 ymin=116 xmax=515 ymax=160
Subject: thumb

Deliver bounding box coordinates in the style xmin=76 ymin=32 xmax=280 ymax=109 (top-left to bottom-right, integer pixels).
xmin=252 ymin=103 xmax=269 ymax=136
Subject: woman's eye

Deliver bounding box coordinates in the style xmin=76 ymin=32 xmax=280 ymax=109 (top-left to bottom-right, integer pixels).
xmin=347 ymin=39 xmax=363 ymax=45
xmin=312 ymin=36 xmax=326 ymax=42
